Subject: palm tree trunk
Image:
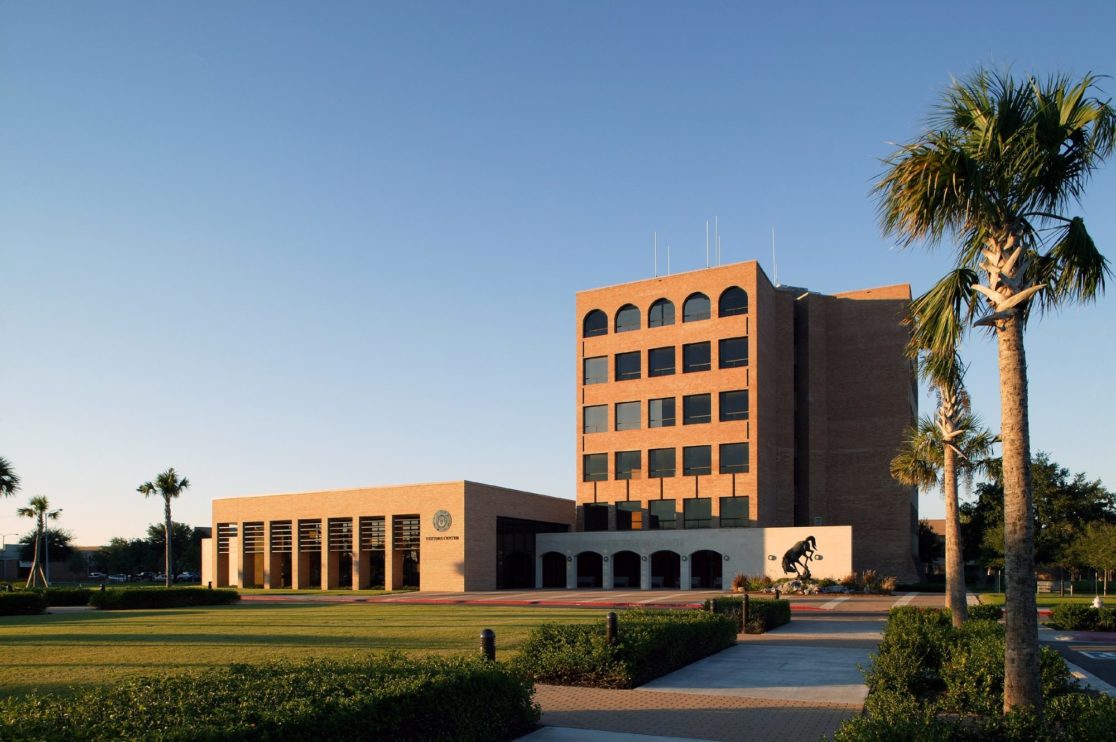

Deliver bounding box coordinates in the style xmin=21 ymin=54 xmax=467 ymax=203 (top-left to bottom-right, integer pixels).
xmin=164 ymin=498 xmax=172 ymax=589
xmin=25 ymin=525 xmax=42 ymax=589
xmin=943 ymin=445 xmax=967 ymax=626
xmin=998 ymin=312 xmax=1041 ymax=713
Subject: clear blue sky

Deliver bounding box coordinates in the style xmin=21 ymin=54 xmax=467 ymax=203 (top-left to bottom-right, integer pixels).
xmin=3 ymin=2 xmax=1115 ymax=545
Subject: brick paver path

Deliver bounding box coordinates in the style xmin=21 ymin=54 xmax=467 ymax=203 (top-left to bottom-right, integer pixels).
xmin=534 ymin=684 xmax=859 ymax=742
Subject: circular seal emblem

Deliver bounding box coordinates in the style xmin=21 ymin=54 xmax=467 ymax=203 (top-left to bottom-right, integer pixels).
xmin=432 ymin=510 xmax=453 ymax=532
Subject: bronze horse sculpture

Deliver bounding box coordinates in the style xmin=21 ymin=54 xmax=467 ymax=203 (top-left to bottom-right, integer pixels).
xmin=782 ymin=536 xmax=817 ymax=580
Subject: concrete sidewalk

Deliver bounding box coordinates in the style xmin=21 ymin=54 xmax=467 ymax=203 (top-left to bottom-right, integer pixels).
xmin=519 ymin=614 xmax=881 ymax=742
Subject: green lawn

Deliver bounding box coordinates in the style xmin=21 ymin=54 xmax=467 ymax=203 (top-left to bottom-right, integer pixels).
xmin=0 ymin=602 xmax=600 ymax=699
xmin=979 ymin=593 xmax=1110 ymax=607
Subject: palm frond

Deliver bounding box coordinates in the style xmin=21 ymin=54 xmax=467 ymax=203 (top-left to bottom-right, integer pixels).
xmin=905 ymin=269 xmax=979 ymax=363
xmin=1039 ymin=217 xmax=1110 ymax=306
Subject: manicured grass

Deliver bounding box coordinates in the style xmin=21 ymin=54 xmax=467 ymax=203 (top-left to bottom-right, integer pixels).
xmin=236 ymin=588 xmax=395 ymax=596
xmin=0 ymin=602 xmax=601 ymax=699
xmin=979 ymin=593 xmax=1111 ymax=607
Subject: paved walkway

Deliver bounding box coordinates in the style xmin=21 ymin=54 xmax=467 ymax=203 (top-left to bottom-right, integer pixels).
xmin=518 ymin=613 xmax=883 ymax=742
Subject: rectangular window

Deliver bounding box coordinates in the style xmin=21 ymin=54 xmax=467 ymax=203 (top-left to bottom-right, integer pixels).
xmin=684 ymin=498 xmax=712 ymax=529
xmin=648 ymin=447 xmax=675 ymax=478
xmin=719 ymin=390 xmax=749 ymax=421
xmin=583 ymin=356 xmax=607 ymax=384
xmin=682 ymin=341 xmax=711 ymax=373
xmin=615 ymin=401 xmax=641 ymax=431
xmin=615 ymin=450 xmax=642 ymax=480
xmin=648 ymin=346 xmax=675 ymax=377
xmin=683 ymin=394 xmax=711 ymax=425
xmin=719 ymin=337 xmax=748 ymax=368
xmin=649 ymin=397 xmax=675 ymax=428
xmin=615 ymin=351 xmax=641 ymax=381
xmin=719 ymin=496 xmax=750 ymax=527
xmin=648 ymin=499 xmax=676 ymax=530
xmin=583 ymin=453 xmax=608 ymax=481
xmin=616 ymin=501 xmax=643 ymax=530
xmin=583 ymin=504 xmax=609 ymax=532
xmin=683 ymin=445 xmax=712 ymax=475
xmin=583 ymin=405 xmax=607 ymax=433
xmin=719 ymin=443 xmax=749 ymax=473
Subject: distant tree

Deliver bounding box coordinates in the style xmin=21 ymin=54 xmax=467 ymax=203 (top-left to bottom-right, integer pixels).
xmin=17 ymin=496 xmax=61 ymax=588
xmin=97 ymin=537 xmax=151 ymax=577
xmin=917 ymin=520 xmax=945 ymax=571
xmin=1069 ymin=522 xmax=1116 ymax=595
xmin=145 ymin=522 xmax=196 ymax=577
xmin=137 ymin=468 xmax=190 ymax=588
xmin=19 ymin=528 xmax=74 ymax=565
xmin=0 ymin=457 xmax=18 ymax=498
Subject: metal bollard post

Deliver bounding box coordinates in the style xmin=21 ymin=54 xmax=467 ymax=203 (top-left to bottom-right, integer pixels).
xmin=742 ymin=593 xmax=750 ymax=633
xmin=207 ymin=581 xmax=213 ymax=590
xmin=100 ymin=583 xmax=106 ymax=592
xmin=480 ymin=628 xmax=496 ymax=661
xmin=606 ymin=611 xmax=618 ymax=645
xmin=774 ymin=588 xmax=781 ymax=600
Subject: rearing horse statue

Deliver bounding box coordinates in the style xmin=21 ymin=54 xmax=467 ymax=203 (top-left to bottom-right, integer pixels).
xmin=782 ymin=536 xmax=817 ymax=580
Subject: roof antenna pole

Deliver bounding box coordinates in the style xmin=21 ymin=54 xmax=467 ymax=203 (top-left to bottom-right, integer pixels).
xmin=653 ymin=232 xmax=658 ymax=277
xmin=772 ymin=227 xmax=779 ymax=286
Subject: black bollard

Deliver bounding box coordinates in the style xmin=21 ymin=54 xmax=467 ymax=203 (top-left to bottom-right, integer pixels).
xmin=100 ymin=583 xmax=106 ymax=592
xmin=207 ymin=581 xmax=213 ymax=590
xmin=742 ymin=593 xmax=750 ymax=633
xmin=774 ymin=588 xmax=781 ymax=600
xmin=606 ymin=611 xmax=618 ymax=645
xmin=480 ymin=629 xmax=496 ymax=661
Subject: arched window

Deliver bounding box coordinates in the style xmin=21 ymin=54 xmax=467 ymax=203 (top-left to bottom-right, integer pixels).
xmin=719 ymin=286 xmax=748 ymax=317
xmin=583 ymin=309 xmax=608 ymax=338
xmin=648 ymin=298 xmax=675 ymax=328
xmin=682 ymin=293 xmax=710 ymax=323
xmin=615 ymin=304 xmax=640 ymax=333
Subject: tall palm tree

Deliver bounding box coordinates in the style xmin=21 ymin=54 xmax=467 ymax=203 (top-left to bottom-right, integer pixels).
xmin=0 ymin=457 xmax=19 ymax=498
xmin=876 ymin=69 xmax=1115 ymax=712
xmin=17 ymin=496 xmax=61 ymax=588
xmin=891 ymin=350 xmax=996 ymax=627
xmin=138 ymin=468 xmax=190 ymax=588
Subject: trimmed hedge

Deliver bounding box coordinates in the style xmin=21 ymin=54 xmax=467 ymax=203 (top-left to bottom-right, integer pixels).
xmin=511 ymin=608 xmax=737 ymax=688
xmin=89 ymin=587 xmax=240 ymax=610
xmin=965 ymin=603 xmax=1003 ymax=621
xmin=0 ymin=653 xmax=538 ymax=741
xmin=34 ymin=588 xmax=94 ymax=607
xmin=0 ymin=593 xmax=48 ymax=616
xmin=1049 ymin=603 xmax=1116 ymax=632
xmin=703 ymin=596 xmax=791 ymax=633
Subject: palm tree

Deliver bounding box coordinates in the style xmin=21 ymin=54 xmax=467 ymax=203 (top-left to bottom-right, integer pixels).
xmin=17 ymin=496 xmax=61 ymax=588
xmin=0 ymin=457 xmax=19 ymax=498
xmin=876 ymin=69 xmax=1115 ymax=712
xmin=138 ymin=468 xmax=190 ymax=588
xmin=891 ymin=350 xmax=996 ymax=627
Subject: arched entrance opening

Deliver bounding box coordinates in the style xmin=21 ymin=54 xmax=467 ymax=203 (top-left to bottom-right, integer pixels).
xmin=612 ymin=550 xmax=641 ymax=589
xmin=576 ymin=551 xmax=603 ymax=588
xmin=541 ymin=552 xmax=567 ymax=588
xmin=690 ymin=550 xmax=723 ymax=590
xmin=650 ymin=550 xmax=680 ymax=589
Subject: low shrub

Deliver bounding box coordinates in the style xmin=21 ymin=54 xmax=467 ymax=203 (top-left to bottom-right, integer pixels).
xmin=1049 ymin=603 xmax=1116 ymax=631
xmin=965 ymin=604 xmax=1003 ymax=621
xmin=34 ymin=587 xmax=94 ymax=607
xmin=864 ymin=607 xmax=952 ymax=697
xmin=704 ymin=596 xmax=791 ymax=634
xmin=0 ymin=592 xmax=47 ymax=616
xmin=89 ymin=587 xmax=240 ymax=610
xmin=511 ymin=609 xmax=737 ymax=688
xmin=731 ymin=572 xmax=747 ymax=591
xmin=0 ymin=653 xmax=537 ymax=741
xmin=838 ymin=571 xmax=897 ymax=594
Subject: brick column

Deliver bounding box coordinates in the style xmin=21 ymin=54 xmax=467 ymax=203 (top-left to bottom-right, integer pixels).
xmin=261 ymin=521 xmax=272 ymax=590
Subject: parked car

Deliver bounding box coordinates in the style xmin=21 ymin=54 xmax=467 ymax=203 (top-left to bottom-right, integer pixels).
xmin=154 ymin=574 xmax=167 ymax=582
xmin=176 ymin=571 xmax=199 ymax=582
xmin=88 ymin=572 xmax=106 ymax=579
xmin=136 ymin=571 xmax=156 ymax=581
xmin=107 ymin=574 xmax=129 ymax=583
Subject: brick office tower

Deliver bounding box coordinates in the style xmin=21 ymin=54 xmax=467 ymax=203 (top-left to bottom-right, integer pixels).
xmin=574 ymin=261 xmax=920 ymax=583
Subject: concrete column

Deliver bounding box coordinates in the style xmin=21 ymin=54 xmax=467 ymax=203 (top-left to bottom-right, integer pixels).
xmin=384 ymin=517 xmax=397 ymax=592
xmin=228 ymin=536 xmax=241 ymax=589
xmin=262 ymin=521 xmax=272 ymax=590
xmin=640 ymin=555 xmax=651 ymax=591
xmin=321 ymin=547 xmax=334 ymax=590
xmin=535 ymin=554 xmax=543 ymax=588
xmin=603 ymin=553 xmax=614 ymax=589
xmin=566 ymin=555 xmax=576 ymax=589
xmin=291 ymin=524 xmax=304 ymax=590
xmin=351 ymin=521 xmax=363 ymax=591
xmin=680 ymin=555 xmax=691 ymax=590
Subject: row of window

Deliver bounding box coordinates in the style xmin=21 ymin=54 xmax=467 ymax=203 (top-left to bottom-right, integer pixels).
xmin=583 ymin=443 xmax=749 ymax=481
xmin=583 ymin=391 xmax=748 ymax=432
xmin=583 ymin=496 xmax=751 ymax=531
xmin=583 ymin=337 xmax=747 ymax=384
xmin=584 ymin=287 xmax=749 ymax=337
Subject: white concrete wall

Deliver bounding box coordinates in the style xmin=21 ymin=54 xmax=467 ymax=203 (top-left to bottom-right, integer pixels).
xmin=200 ymin=537 xmax=213 ymax=587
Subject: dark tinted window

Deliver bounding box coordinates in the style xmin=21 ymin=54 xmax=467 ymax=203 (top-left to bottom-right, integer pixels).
xmin=615 ymin=401 xmax=640 ymax=431
xmin=649 ymin=447 xmax=675 ymax=478
xmin=719 ymin=496 xmax=749 ymax=527
xmin=648 ymin=346 xmax=675 ymax=377
xmin=719 ymin=390 xmax=749 ymax=421
xmin=719 ymin=286 xmax=748 ymax=316
xmin=684 ymin=498 xmax=712 ymax=529
xmin=719 ymin=337 xmax=748 ymax=368
xmin=683 ymin=293 xmax=710 ymax=322
xmin=648 ymin=299 xmax=675 ymax=327
xmin=682 ymin=342 xmax=711 ymax=373
xmin=719 ymin=443 xmax=749 ymax=473
xmin=683 ymin=394 xmax=711 ymax=425
xmin=584 ymin=356 xmax=607 ymax=384
xmin=616 ymin=501 xmax=643 ymax=530
xmin=583 ymin=310 xmax=607 ymax=337
xmin=583 ymin=405 xmax=607 ymax=433
xmin=583 ymin=453 xmax=608 ymax=481
xmin=615 ymin=304 xmax=640 ymax=333
xmin=648 ymin=500 xmax=676 ymax=530
xmin=683 ymin=445 xmax=712 ymax=475
xmin=649 ymin=397 xmax=675 ymax=428
xmin=615 ymin=450 xmax=641 ymax=480
xmin=584 ymin=504 xmax=609 ymax=531
xmin=615 ymin=351 xmax=640 ymax=381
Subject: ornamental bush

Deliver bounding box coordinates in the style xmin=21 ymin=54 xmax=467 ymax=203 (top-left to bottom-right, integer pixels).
xmin=703 ymin=596 xmax=791 ymax=634
xmin=0 ymin=653 xmax=538 ymax=741
xmin=34 ymin=588 xmax=94 ymax=607
xmin=89 ymin=587 xmax=239 ymax=610
xmin=1049 ymin=603 xmax=1116 ymax=631
xmin=965 ymin=603 xmax=1003 ymax=621
xmin=0 ymin=592 xmax=47 ymax=616
xmin=511 ymin=608 xmax=737 ymax=688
